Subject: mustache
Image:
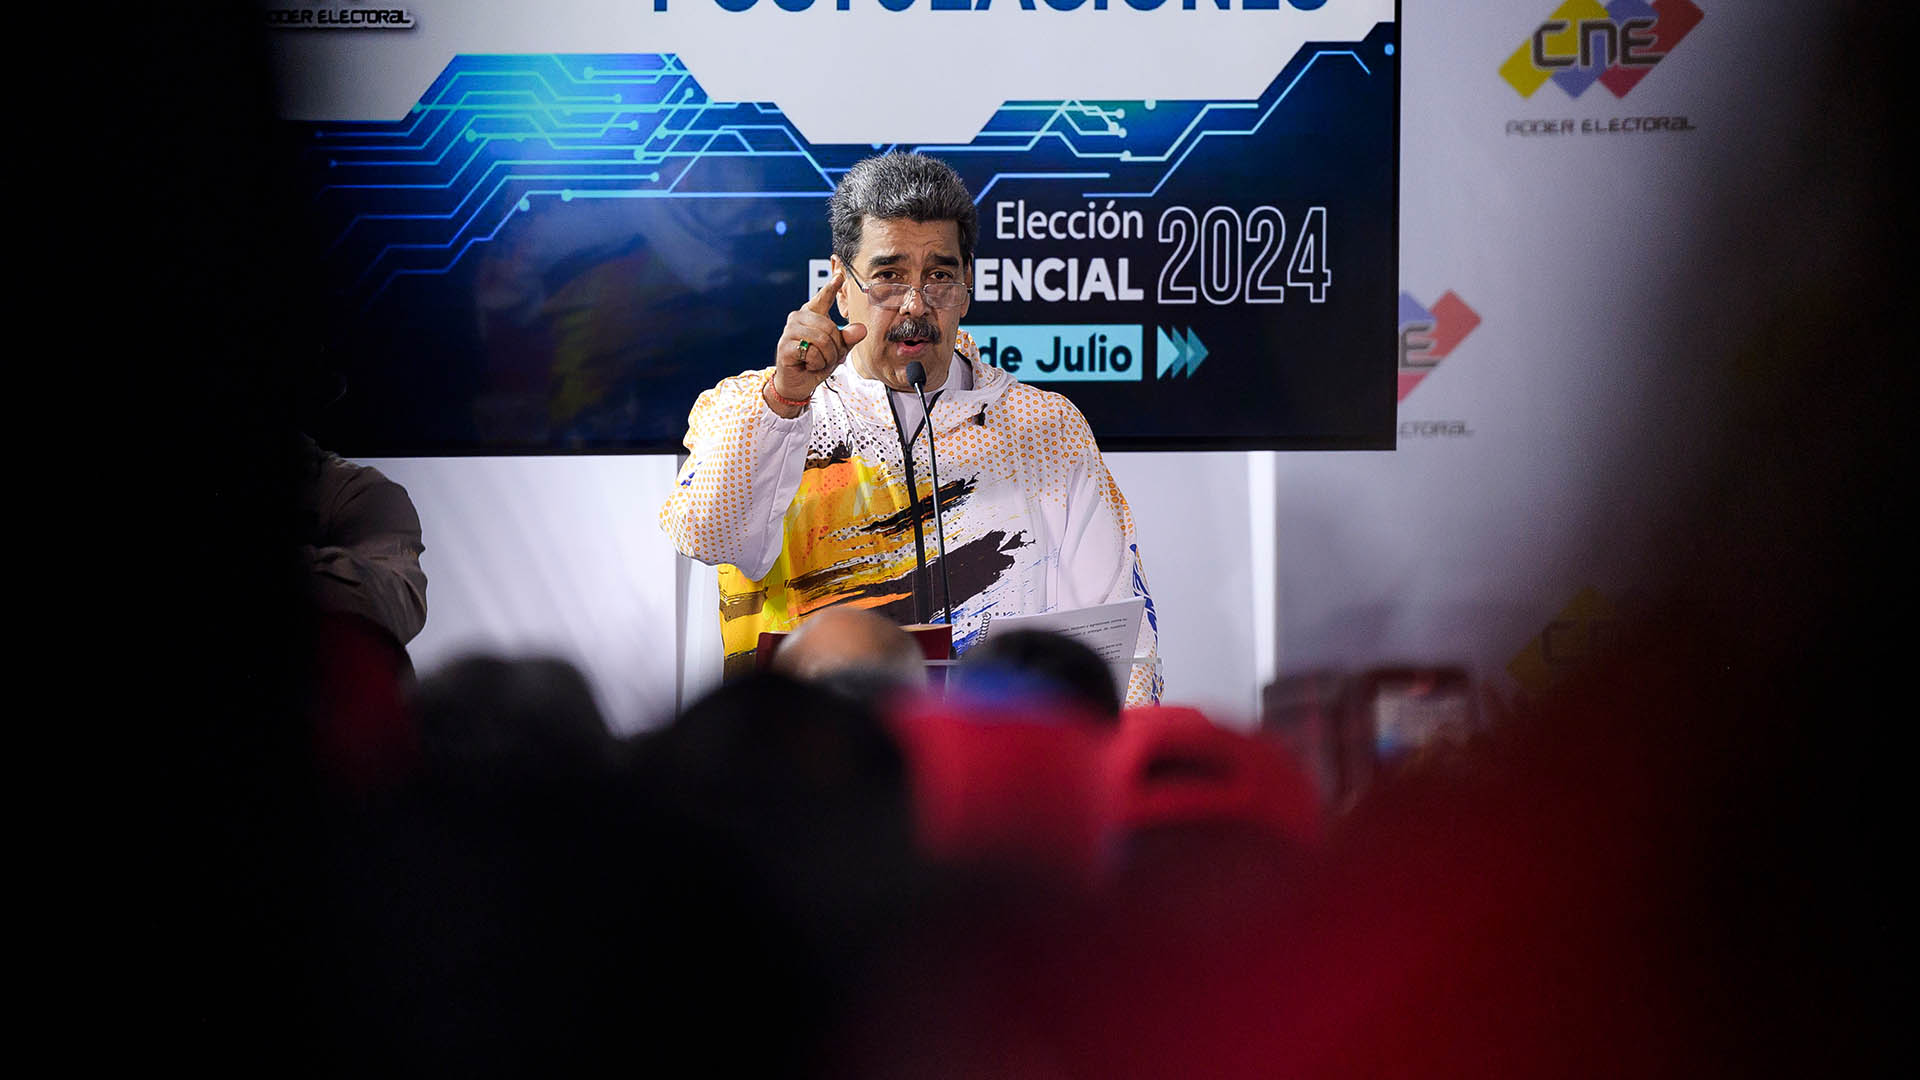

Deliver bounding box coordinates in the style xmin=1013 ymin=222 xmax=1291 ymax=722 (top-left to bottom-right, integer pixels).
xmin=886 ymin=317 xmax=941 ymax=343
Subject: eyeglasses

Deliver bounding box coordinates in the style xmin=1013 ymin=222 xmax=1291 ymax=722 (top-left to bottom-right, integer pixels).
xmin=842 ymin=261 xmax=970 ymax=311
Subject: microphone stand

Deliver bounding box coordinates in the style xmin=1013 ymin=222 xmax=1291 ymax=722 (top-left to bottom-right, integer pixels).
xmin=906 ymin=360 xmax=956 ymax=653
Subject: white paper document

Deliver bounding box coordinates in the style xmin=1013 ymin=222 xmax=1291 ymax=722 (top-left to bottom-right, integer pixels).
xmin=976 ymin=596 xmax=1148 ymax=695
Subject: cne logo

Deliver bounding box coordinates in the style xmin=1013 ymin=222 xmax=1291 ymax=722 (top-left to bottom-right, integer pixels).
xmin=1398 ymin=291 xmax=1480 ymax=402
xmin=1500 ymin=0 xmax=1703 ymax=99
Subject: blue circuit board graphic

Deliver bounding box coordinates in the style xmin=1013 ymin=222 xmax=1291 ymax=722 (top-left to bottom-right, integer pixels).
xmin=305 ymin=46 xmax=1377 ymax=306
xmin=293 ymin=22 xmax=1396 ymax=453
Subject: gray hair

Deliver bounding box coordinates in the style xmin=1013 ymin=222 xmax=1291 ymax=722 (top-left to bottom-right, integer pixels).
xmin=828 ymin=153 xmax=978 ymax=270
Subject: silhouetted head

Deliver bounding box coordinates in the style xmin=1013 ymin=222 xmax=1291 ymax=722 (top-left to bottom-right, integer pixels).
xmin=411 ymin=654 xmax=613 ymax=788
xmin=956 ymin=629 xmax=1122 ymax=725
xmin=775 ymin=606 xmax=927 ymax=704
xmin=635 ymin=671 xmax=924 ymax=1001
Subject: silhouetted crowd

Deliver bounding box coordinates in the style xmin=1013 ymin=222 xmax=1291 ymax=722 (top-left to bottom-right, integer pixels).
xmin=290 ymin=586 xmax=1893 ymax=1076
xmin=305 ymin=620 xmax=1328 ymax=1075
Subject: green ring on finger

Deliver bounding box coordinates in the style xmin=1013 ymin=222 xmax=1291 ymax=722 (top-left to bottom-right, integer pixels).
xmin=796 ymin=340 xmax=811 ymax=355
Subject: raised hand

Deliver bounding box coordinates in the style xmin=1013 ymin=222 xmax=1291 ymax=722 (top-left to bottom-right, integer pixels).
xmin=766 ymin=269 xmax=868 ymax=416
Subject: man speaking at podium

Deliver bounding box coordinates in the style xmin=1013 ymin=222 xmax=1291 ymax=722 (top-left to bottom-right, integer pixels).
xmin=661 ymin=153 xmax=1160 ymax=705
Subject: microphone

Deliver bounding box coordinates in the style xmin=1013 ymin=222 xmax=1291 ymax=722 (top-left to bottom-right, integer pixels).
xmin=906 ymin=360 xmax=956 ymax=641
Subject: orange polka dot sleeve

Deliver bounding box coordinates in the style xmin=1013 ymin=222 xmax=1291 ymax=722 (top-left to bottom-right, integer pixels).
xmin=1049 ymin=398 xmax=1164 ymax=707
xmin=658 ymin=367 xmax=813 ymax=579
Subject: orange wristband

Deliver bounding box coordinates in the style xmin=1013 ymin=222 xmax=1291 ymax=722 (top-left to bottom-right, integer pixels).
xmin=765 ymin=375 xmax=811 ymax=410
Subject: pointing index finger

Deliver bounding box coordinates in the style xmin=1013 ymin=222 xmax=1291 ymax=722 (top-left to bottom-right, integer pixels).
xmin=805 ymin=268 xmax=844 ymax=315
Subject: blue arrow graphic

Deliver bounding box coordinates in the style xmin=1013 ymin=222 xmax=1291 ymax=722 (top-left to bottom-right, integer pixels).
xmin=1156 ymin=325 xmax=1184 ymax=378
xmin=1182 ymin=328 xmax=1208 ymax=377
xmin=1156 ymin=327 xmax=1208 ymax=378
